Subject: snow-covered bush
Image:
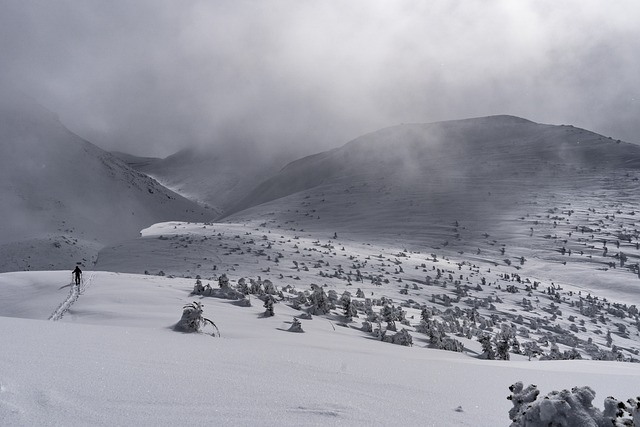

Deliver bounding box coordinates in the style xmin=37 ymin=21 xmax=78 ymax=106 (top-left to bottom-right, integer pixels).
xmin=308 ymin=285 xmax=331 ymax=315
xmin=263 ymin=295 xmax=275 ymax=317
xmin=218 ymin=273 xmax=229 ymax=288
xmin=361 ymin=320 xmax=373 ymax=333
xmin=174 ymin=301 xmax=220 ymax=337
xmin=382 ymin=328 xmax=413 ymax=346
xmin=496 ymin=336 xmax=511 ymax=360
xmin=439 ymin=337 xmax=465 ymax=352
xmin=236 ymin=278 xmax=249 ymax=295
xmin=287 ymin=317 xmax=304 ymax=333
xmin=263 ymin=279 xmax=276 ymax=295
xmin=507 ymin=381 xmax=639 ymax=427
xmin=340 ymin=291 xmax=358 ymax=321
xmin=192 ymin=278 xmax=244 ymax=300
xmin=478 ymin=334 xmax=495 ymax=360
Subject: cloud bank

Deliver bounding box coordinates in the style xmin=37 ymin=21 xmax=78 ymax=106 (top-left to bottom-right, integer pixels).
xmin=1 ymin=0 xmax=638 ymax=156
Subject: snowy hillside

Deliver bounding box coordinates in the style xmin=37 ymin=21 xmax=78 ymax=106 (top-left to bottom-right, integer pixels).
xmin=127 ymin=144 xmax=295 ymax=214
xmin=2 ymin=115 xmax=640 ymax=425
xmin=217 ymin=116 xmax=640 ymax=304
xmin=226 ymin=115 xmax=640 ymax=219
xmin=0 ymin=91 xmax=212 ymax=272
xmin=3 ymin=221 xmax=640 ymax=425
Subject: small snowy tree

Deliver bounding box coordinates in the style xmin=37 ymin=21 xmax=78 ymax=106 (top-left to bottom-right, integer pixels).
xmin=287 ymin=317 xmax=304 ymax=333
xmin=383 ymin=328 xmax=413 ymax=346
xmin=478 ymin=334 xmax=495 ymax=360
xmin=263 ymin=279 xmax=276 ymax=295
xmin=308 ymin=285 xmax=331 ymax=315
xmin=236 ymin=278 xmax=249 ymax=295
xmin=218 ymin=273 xmax=229 ymax=289
xmin=340 ymin=291 xmax=358 ymax=321
xmin=496 ymin=336 xmax=511 ymax=360
xmin=263 ymin=295 xmax=275 ymax=317
xmin=191 ymin=279 xmax=205 ymax=295
xmin=174 ymin=301 xmax=220 ymax=337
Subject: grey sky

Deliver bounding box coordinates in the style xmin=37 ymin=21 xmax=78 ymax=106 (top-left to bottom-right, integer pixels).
xmin=1 ymin=0 xmax=639 ymax=157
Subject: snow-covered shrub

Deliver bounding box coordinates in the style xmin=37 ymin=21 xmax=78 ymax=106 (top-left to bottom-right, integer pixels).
xmin=361 ymin=320 xmax=373 ymax=333
xmin=192 ymin=279 xmax=205 ymax=295
xmin=382 ymin=328 xmax=413 ymax=346
xmin=263 ymin=279 xmax=276 ymax=295
xmin=440 ymin=337 xmax=464 ymax=352
xmin=308 ymin=285 xmax=331 ymax=315
xmin=193 ymin=280 xmax=244 ymax=300
xmin=478 ymin=334 xmax=495 ymax=360
xmin=340 ymin=291 xmax=358 ymax=321
xmin=287 ymin=317 xmax=304 ymax=333
xmin=263 ymin=295 xmax=275 ymax=317
xmin=218 ymin=273 xmax=230 ymax=288
xmin=496 ymin=336 xmax=511 ymax=360
xmin=507 ymin=381 xmax=639 ymax=427
xmin=174 ymin=301 xmax=220 ymax=337
xmin=291 ymin=291 xmax=307 ymax=310
xmin=236 ymin=278 xmax=249 ymax=295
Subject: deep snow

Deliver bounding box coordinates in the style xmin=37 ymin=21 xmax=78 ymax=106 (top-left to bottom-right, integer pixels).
xmin=4 ymin=217 xmax=640 ymax=425
xmin=3 ymin=115 xmax=640 ymax=425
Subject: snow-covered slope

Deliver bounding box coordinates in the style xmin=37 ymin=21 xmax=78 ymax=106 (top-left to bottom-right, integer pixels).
xmin=225 ymin=115 xmax=640 ymax=220
xmin=0 ymin=91 xmax=212 ymax=272
xmin=3 ymin=114 xmax=640 ymax=425
xmin=5 ymin=228 xmax=640 ymax=425
xmin=129 ymin=144 xmax=294 ymax=214
xmin=213 ymin=116 xmax=640 ymax=297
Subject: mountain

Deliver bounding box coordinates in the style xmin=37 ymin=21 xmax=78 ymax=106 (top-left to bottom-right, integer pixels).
xmin=0 ymin=90 xmax=212 ymax=272
xmin=126 ymin=144 xmax=295 ymax=214
xmin=4 ymin=114 xmax=640 ymax=425
xmin=194 ymin=115 xmax=640 ymax=298
xmin=222 ymin=115 xmax=640 ymax=231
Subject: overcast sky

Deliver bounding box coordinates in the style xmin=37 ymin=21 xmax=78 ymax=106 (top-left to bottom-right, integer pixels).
xmin=1 ymin=0 xmax=639 ymax=157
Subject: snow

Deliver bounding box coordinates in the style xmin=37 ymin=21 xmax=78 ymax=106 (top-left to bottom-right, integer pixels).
xmin=3 ymin=225 xmax=640 ymax=425
xmin=3 ymin=114 xmax=640 ymax=425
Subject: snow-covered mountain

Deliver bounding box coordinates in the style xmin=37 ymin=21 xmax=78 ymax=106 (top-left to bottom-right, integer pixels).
xmin=225 ymin=115 xmax=640 ymax=223
xmin=123 ymin=144 xmax=295 ymax=214
xmin=0 ymin=91 xmax=212 ymax=272
xmin=3 ymin=113 xmax=640 ymax=425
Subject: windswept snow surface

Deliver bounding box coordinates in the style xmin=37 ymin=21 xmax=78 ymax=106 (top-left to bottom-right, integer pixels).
xmin=1 ymin=269 xmax=639 ymax=426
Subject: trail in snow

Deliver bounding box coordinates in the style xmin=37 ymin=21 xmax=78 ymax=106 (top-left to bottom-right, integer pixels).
xmin=48 ymin=271 xmax=95 ymax=321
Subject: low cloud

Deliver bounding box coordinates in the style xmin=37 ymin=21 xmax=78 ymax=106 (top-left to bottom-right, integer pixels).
xmin=1 ymin=0 xmax=638 ymax=157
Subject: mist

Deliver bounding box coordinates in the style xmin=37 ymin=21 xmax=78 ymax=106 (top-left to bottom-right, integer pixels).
xmin=1 ymin=0 xmax=639 ymax=157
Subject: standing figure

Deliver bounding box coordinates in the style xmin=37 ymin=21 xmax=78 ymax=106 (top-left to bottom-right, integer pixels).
xmin=72 ymin=266 xmax=82 ymax=286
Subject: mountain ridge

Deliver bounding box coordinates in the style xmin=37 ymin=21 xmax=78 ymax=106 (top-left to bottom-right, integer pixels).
xmin=0 ymin=91 xmax=211 ymax=272
xmin=221 ymin=115 xmax=640 ymax=220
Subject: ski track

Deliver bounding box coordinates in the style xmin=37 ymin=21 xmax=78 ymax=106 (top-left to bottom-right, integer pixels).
xmin=48 ymin=272 xmax=95 ymax=321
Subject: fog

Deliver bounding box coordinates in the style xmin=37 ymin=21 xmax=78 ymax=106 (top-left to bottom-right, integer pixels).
xmin=1 ymin=0 xmax=639 ymax=157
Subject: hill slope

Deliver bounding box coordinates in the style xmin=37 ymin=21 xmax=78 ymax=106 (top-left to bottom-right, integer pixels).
xmin=225 ymin=115 xmax=640 ymax=221
xmin=3 ymin=269 xmax=639 ymax=426
xmin=0 ymin=91 xmax=211 ymax=271
xmin=129 ymin=144 xmax=294 ymax=214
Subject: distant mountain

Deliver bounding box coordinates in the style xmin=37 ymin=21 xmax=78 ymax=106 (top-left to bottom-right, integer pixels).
xmin=126 ymin=144 xmax=295 ymax=214
xmin=221 ymin=115 xmax=640 ymax=238
xmin=0 ymin=90 xmax=211 ymax=271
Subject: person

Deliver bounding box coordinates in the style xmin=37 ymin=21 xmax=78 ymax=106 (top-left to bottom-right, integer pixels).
xmin=72 ymin=266 xmax=82 ymax=286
